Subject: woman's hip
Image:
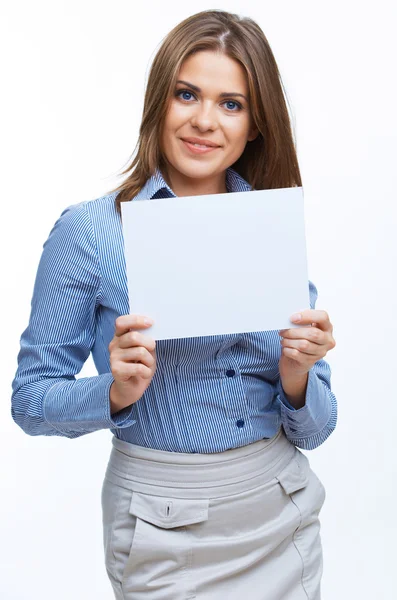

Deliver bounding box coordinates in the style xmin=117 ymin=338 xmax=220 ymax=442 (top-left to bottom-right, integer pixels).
xmin=101 ymin=427 xmax=326 ymax=599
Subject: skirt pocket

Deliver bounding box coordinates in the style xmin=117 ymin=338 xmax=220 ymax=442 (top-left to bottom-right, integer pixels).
xmin=101 ymin=478 xmax=137 ymax=598
xmin=276 ymin=448 xmax=311 ymax=495
xmin=121 ymin=492 xmax=209 ymax=599
xmin=276 ymin=448 xmax=325 ymax=600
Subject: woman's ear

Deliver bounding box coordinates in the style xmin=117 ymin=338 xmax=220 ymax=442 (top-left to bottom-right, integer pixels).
xmin=247 ymin=125 xmax=259 ymax=142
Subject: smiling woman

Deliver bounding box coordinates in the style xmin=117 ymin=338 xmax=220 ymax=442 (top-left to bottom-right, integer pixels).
xmin=113 ymin=9 xmax=303 ymax=210
xmin=160 ymin=51 xmax=259 ymax=196
xmin=11 ymin=8 xmax=337 ymax=600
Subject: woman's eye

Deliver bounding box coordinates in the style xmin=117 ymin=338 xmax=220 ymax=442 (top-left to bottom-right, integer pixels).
xmin=223 ymin=100 xmax=241 ymax=111
xmin=177 ymin=90 xmax=195 ymax=101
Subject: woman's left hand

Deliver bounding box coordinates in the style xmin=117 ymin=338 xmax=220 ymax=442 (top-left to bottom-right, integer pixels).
xmin=278 ymin=309 xmax=336 ymax=378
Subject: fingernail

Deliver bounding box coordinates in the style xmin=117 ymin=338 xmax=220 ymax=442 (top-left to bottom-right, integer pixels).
xmin=291 ymin=313 xmax=302 ymax=322
xmin=144 ymin=317 xmax=153 ymax=326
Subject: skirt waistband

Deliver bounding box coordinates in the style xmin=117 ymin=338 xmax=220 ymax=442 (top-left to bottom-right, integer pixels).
xmin=104 ymin=428 xmax=296 ymax=499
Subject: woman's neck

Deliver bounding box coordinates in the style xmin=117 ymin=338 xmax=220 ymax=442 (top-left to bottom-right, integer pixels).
xmin=162 ymin=165 xmax=228 ymax=197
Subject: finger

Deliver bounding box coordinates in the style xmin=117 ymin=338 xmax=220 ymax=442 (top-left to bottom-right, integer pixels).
xmin=279 ymin=327 xmax=326 ymax=345
xmin=281 ymin=347 xmax=314 ymax=365
xmin=118 ymin=330 xmax=156 ymax=351
xmin=280 ymin=337 xmax=324 ymax=356
xmin=118 ymin=346 xmax=156 ymax=368
xmin=111 ymin=361 xmax=153 ymax=382
xmin=289 ymin=309 xmax=332 ymax=332
xmin=114 ymin=314 xmax=154 ymax=337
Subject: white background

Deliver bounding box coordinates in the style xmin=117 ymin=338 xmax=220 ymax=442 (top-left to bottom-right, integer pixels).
xmin=1 ymin=1 xmax=396 ymax=598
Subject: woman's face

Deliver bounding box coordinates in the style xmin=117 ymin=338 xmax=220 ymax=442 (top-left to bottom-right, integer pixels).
xmin=160 ymin=50 xmax=258 ymax=190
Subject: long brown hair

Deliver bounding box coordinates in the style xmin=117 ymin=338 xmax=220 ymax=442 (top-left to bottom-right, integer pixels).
xmin=111 ymin=10 xmax=302 ymax=212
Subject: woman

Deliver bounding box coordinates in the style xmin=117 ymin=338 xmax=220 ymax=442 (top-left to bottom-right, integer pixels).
xmin=12 ymin=9 xmax=337 ymax=600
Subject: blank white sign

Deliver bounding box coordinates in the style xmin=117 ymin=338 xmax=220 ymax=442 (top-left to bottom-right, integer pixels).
xmin=121 ymin=187 xmax=310 ymax=340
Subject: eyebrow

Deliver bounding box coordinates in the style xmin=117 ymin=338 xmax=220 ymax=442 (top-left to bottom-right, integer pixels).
xmin=176 ymin=80 xmax=248 ymax=102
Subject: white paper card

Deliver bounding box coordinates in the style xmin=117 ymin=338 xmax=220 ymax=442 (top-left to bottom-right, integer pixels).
xmin=121 ymin=187 xmax=310 ymax=340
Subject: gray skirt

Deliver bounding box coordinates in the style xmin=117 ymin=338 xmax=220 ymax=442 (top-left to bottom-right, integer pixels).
xmin=101 ymin=427 xmax=326 ymax=599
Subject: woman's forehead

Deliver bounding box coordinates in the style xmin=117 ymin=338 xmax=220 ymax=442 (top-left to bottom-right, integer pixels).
xmin=177 ymin=51 xmax=249 ymax=93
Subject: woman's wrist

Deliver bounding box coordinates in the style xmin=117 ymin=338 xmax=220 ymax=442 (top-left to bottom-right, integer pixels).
xmin=279 ymin=371 xmax=308 ymax=410
xmin=109 ymin=381 xmax=127 ymax=415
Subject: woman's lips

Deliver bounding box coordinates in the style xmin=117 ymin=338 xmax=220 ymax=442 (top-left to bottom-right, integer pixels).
xmin=181 ymin=139 xmax=220 ymax=154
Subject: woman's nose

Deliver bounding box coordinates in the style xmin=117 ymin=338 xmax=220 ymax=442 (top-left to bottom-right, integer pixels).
xmin=190 ymin=102 xmax=218 ymax=131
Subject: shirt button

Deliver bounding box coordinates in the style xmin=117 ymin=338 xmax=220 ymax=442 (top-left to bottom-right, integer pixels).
xmin=226 ymin=369 xmax=236 ymax=377
xmin=236 ymin=419 xmax=245 ymax=428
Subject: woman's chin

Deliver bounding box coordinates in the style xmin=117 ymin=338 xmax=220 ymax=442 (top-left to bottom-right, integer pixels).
xmin=170 ymin=160 xmax=224 ymax=181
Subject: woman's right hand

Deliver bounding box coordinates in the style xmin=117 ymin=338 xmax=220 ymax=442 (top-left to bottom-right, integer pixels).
xmin=108 ymin=314 xmax=156 ymax=415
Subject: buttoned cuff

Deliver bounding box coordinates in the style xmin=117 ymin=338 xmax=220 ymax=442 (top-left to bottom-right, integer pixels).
xmin=43 ymin=373 xmax=136 ymax=434
xmin=276 ymin=368 xmax=332 ymax=438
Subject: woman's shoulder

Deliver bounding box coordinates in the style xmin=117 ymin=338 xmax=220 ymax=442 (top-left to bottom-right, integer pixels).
xmin=63 ymin=191 xmax=119 ymax=220
xmin=54 ymin=191 xmax=119 ymax=230
xmin=83 ymin=192 xmax=122 ymax=242
xmin=62 ymin=192 xmax=117 ymax=215
xmin=44 ymin=192 xmax=121 ymax=253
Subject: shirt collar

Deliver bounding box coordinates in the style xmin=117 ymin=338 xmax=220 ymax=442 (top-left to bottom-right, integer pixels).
xmin=133 ymin=167 xmax=251 ymax=201
xmin=225 ymin=167 xmax=252 ymax=193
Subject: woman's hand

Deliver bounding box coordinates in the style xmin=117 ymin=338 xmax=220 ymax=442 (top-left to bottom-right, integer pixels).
xmin=278 ymin=309 xmax=336 ymax=379
xmin=109 ymin=314 xmax=156 ymax=415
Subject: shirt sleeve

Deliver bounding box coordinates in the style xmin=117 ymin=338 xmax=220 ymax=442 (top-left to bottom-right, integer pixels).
xmin=275 ymin=280 xmax=337 ymax=450
xmin=11 ymin=202 xmax=136 ymax=438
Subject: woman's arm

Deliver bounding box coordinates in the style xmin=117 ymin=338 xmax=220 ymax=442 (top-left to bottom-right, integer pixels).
xmin=11 ymin=202 xmax=136 ymax=438
xmin=275 ymin=280 xmax=338 ymax=450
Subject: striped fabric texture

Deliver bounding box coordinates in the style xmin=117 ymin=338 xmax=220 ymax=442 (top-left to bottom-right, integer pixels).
xmin=11 ymin=168 xmax=337 ymax=452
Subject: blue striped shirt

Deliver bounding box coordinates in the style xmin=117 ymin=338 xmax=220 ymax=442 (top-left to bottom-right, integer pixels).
xmin=11 ymin=168 xmax=337 ymax=451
